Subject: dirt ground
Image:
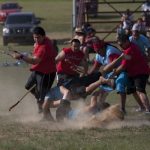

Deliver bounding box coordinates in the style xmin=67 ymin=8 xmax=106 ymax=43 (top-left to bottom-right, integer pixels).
xmin=0 ymin=66 xmax=150 ymax=132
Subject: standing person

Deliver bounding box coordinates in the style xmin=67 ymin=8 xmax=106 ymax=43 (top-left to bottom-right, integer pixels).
xmin=12 ymin=26 xmax=57 ymax=116
xmin=136 ymin=18 xmax=147 ymax=36
xmin=112 ymin=35 xmax=150 ymax=113
xmin=84 ymin=27 xmax=100 ymax=62
xmin=64 ymin=27 xmax=85 ymax=45
xmin=116 ymin=22 xmax=126 ymax=40
xmin=73 ymin=27 xmax=85 ymax=45
xmin=129 ymin=23 xmax=150 ymax=58
xmin=121 ymin=10 xmax=133 ymax=37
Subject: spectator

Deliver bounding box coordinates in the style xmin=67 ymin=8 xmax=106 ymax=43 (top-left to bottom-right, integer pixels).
xmin=81 ymin=23 xmax=92 ymax=35
xmin=116 ymin=22 xmax=126 ymax=40
xmin=142 ymin=5 xmax=150 ymax=37
xmin=129 ymin=23 xmax=150 ymax=59
xmin=84 ymin=27 xmax=101 ymax=62
xmin=85 ymin=0 xmax=98 ymax=17
xmin=73 ymin=27 xmax=85 ymax=45
xmin=136 ymin=18 xmax=147 ymax=36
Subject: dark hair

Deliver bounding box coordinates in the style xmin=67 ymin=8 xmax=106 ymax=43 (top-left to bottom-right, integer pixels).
xmin=86 ymin=27 xmax=96 ymax=34
xmin=71 ymin=38 xmax=81 ymax=44
xmin=33 ymin=26 xmax=45 ymax=36
xmin=117 ymin=34 xmax=129 ymax=43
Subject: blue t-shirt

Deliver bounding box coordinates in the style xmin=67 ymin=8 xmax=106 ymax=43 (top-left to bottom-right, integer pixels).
xmin=95 ymin=44 xmax=122 ymax=92
xmin=95 ymin=44 xmax=122 ymax=65
xmin=129 ymin=34 xmax=150 ymax=56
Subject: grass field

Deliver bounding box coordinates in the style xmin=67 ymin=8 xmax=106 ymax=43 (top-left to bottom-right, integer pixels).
xmin=0 ymin=0 xmax=150 ymax=150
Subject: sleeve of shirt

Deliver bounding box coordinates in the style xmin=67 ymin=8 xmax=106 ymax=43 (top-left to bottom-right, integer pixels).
xmin=95 ymin=54 xmax=103 ymax=64
xmin=34 ymin=45 xmax=46 ymax=59
xmin=92 ymin=54 xmax=101 ymax=68
xmin=94 ymin=60 xmax=101 ymax=68
xmin=142 ymin=35 xmax=150 ymax=48
xmin=121 ymin=49 xmax=131 ymax=68
xmin=62 ymin=48 xmax=69 ymax=54
xmin=109 ymin=54 xmax=120 ymax=62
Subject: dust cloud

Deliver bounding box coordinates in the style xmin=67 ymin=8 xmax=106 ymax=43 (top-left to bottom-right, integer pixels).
xmin=0 ymin=67 xmax=150 ymax=131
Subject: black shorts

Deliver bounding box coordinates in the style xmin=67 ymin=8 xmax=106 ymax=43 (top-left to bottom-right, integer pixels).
xmin=58 ymin=71 xmax=101 ymax=90
xmin=57 ymin=73 xmax=79 ymax=88
xmin=25 ymin=71 xmax=56 ymax=101
xmin=126 ymin=74 xmax=149 ymax=94
xmin=69 ymin=72 xmax=102 ymax=98
xmin=77 ymin=71 xmax=101 ymax=87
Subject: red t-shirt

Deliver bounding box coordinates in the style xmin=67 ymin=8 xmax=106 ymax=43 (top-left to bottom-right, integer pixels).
xmin=57 ymin=48 xmax=84 ymax=75
xmin=121 ymin=43 xmax=150 ymax=77
xmin=31 ymin=37 xmax=57 ymax=74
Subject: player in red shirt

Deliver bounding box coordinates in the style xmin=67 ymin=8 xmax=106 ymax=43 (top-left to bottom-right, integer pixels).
xmin=110 ymin=35 xmax=150 ymax=113
xmin=12 ymin=27 xmax=57 ymax=119
xmin=56 ymin=39 xmax=88 ymax=100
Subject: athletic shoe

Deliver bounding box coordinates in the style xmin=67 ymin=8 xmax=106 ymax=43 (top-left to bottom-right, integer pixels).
xmin=56 ymin=99 xmax=72 ymax=121
xmin=120 ymin=108 xmax=127 ymax=115
xmin=145 ymin=110 xmax=150 ymax=114
xmin=135 ymin=107 xmax=145 ymax=112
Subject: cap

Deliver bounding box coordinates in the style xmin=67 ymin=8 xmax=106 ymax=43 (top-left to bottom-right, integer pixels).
xmin=132 ymin=23 xmax=140 ymax=31
xmin=75 ymin=27 xmax=84 ymax=33
xmin=86 ymin=27 xmax=96 ymax=34
xmin=93 ymin=40 xmax=105 ymax=52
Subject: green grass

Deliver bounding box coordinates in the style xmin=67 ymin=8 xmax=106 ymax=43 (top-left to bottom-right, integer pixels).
xmin=0 ymin=122 xmax=150 ymax=150
xmin=0 ymin=0 xmax=150 ymax=150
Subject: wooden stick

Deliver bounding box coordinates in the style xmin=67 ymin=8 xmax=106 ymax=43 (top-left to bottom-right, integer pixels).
xmin=9 ymin=84 xmax=36 ymax=111
xmin=0 ymin=50 xmax=13 ymax=57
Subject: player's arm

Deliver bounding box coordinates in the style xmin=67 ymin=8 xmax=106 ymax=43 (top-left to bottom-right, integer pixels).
xmin=55 ymin=50 xmax=65 ymax=64
xmin=88 ymin=60 xmax=101 ymax=74
xmin=12 ymin=51 xmax=41 ymax=64
xmin=80 ymin=57 xmax=88 ymax=76
xmin=102 ymin=53 xmax=130 ymax=74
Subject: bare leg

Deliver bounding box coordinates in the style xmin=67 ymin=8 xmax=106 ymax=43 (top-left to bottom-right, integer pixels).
xmin=60 ymin=86 xmax=71 ymax=100
xmin=133 ymin=92 xmax=145 ymax=110
xmin=42 ymin=100 xmax=54 ymax=121
xmin=97 ymin=89 xmax=109 ymax=108
xmin=83 ymin=91 xmax=99 ymax=113
xmin=120 ymin=93 xmax=126 ymax=114
xmin=84 ymin=89 xmax=109 ymax=114
xmin=85 ymin=76 xmax=114 ymax=94
xmin=137 ymin=91 xmax=150 ymax=112
xmin=42 ymin=100 xmax=62 ymax=121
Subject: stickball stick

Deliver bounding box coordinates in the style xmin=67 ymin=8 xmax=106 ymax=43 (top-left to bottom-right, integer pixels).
xmin=9 ymin=84 xmax=36 ymax=111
